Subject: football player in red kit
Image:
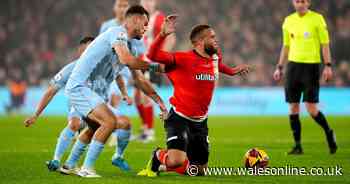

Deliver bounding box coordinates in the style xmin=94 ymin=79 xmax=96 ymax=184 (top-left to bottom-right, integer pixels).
xmin=138 ymin=15 xmax=251 ymax=176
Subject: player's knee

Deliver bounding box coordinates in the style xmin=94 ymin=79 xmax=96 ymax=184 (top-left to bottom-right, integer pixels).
xmin=99 ymin=112 xmax=118 ymax=130
xmin=166 ymin=149 xmax=187 ymax=168
xmin=103 ymin=119 xmax=116 ymax=130
xmin=167 ymin=154 xmax=186 ymax=168
xmin=305 ymin=103 xmax=318 ymax=117
xmin=116 ymin=116 xmax=131 ymax=130
xmin=79 ymin=128 xmax=94 ymax=144
xmin=289 ymin=103 xmax=300 ymax=114
xmin=68 ymin=118 xmax=81 ymax=132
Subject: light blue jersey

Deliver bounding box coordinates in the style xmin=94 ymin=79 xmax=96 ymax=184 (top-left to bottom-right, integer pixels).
xmin=100 ymin=19 xmax=146 ymax=91
xmin=65 ymin=26 xmax=140 ymax=116
xmin=108 ymin=39 xmax=146 ymax=98
xmin=66 ymin=26 xmax=128 ymax=90
xmin=100 ymin=19 xmax=120 ymax=34
xmin=50 ymin=62 xmax=76 ymax=90
xmin=49 ymin=61 xmax=83 ymax=120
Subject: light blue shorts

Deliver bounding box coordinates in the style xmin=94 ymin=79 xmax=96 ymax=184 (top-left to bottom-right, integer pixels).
xmin=66 ymin=86 xmax=105 ymax=117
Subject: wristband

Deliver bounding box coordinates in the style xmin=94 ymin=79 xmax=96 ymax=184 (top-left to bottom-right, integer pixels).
xmin=325 ymin=63 xmax=332 ymax=67
xmin=277 ymin=64 xmax=283 ymax=71
xmin=149 ymin=63 xmax=161 ymax=73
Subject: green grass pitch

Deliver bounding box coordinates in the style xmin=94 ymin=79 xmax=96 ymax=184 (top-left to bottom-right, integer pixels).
xmin=0 ymin=115 xmax=349 ymax=184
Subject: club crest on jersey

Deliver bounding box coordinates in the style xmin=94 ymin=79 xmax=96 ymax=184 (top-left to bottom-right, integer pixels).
xmin=195 ymin=73 xmax=217 ymax=81
xmin=116 ymin=31 xmax=127 ymax=42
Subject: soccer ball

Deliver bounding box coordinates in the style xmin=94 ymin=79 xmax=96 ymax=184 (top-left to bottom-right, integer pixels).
xmin=244 ymin=148 xmax=269 ymax=168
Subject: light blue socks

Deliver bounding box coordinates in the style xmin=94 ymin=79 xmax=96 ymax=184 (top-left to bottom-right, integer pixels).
xmin=65 ymin=139 xmax=87 ymax=168
xmin=53 ymin=127 xmax=75 ymax=161
xmin=113 ymin=129 xmax=131 ymax=159
xmin=82 ymin=139 xmax=104 ymax=169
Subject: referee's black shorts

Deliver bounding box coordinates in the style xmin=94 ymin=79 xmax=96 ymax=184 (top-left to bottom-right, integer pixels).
xmin=164 ymin=108 xmax=209 ymax=165
xmin=284 ymin=61 xmax=321 ymax=103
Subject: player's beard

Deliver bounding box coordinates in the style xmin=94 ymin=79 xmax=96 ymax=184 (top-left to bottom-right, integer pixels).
xmin=134 ymin=31 xmax=142 ymax=40
xmin=204 ymin=44 xmax=218 ymax=56
xmin=134 ymin=35 xmax=142 ymax=40
xmin=132 ymin=28 xmax=143 ymax=40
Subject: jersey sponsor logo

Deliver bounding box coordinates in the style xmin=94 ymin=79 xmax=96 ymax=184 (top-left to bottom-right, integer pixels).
xmin=195 ymin=73 xmax=218 ymax=81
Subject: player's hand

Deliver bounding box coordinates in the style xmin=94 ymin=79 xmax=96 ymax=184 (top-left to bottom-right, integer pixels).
xmin=161 ymin=14 xmax=178 ymax=36
xmin=273 ymin=68 xmax=283 ymax=82
xmin=24 ymin=115 xmax=38 ymax=127
xmin=322 ymin=66 xmax=333 ymax=82
xmin=158 ymin=102 xmax=168 ymax=121
xmin=122 ymin=95 xmax=133 ymax=105
xmin=235 ymin=64 xmax=252 ymax=76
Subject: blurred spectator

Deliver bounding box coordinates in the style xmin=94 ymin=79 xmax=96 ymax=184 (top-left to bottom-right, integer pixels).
xmin=0 ymin=0 xmax=349 ymax=87
xmin=5 ymin=69 xmax=27 ymax=113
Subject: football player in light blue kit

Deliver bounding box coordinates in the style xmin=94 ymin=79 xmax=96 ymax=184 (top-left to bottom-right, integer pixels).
xmin=65 ymin=5 xmax=167 ymax=178
xmin=24 ymin=37 xmax=94 ymax=169
xmin=60 ymin=40 xmax=147 ymax=174
xmin=24 ymin=37 xmax=133 ymax=172
xmin=100 ymin=0 xmax=144 ymax=109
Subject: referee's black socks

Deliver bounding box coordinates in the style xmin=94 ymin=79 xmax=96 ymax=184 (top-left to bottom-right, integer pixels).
xmin=289 ymin=114 xmax=301 ymax=147
xmin=312 ymin=111 xmax=331 ymax=133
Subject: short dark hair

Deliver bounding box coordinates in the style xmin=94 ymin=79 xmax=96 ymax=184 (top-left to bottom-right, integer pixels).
xmin=125 ymin=5 xmax=149 ymax=20
xmin=79 ymin=36 xmax=95 ymax=44
xmin=190 ymin=24 xmax=211 ymax=43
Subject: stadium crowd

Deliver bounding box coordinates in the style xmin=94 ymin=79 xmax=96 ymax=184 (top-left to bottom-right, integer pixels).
xmin=1 ymin=0 xmax=349 ymax=87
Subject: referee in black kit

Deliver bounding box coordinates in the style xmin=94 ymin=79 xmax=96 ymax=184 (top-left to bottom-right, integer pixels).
xmin=273 ymin=0 xmax=337 ymax=154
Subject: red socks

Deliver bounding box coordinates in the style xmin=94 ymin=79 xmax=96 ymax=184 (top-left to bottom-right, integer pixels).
xmin=157 ymin=149 xmax=189 ymax=175
xmin=143 ymin=105 xmax=154 ymax=129
xmin=136 ymin=104 xmax=154 ymax=130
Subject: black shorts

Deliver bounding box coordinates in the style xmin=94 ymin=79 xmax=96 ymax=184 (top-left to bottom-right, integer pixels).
xmin=164 ymin=108 xmax=209 ymax=165
xmin=285 ymin=62 xmax=320 ymax=103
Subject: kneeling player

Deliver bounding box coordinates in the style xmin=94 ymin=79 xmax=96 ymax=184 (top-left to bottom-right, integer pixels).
xmin=138 ymin=16 xmax=251 ymax=176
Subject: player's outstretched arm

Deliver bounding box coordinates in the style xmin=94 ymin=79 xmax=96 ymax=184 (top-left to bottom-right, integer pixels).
xmin=115 ymin=75 xmax=132 ymax=105
xmin=24 ymin=85 xmax=58 ymax=127
xmin=147 ymin=34 xmax=175 ymax=66
xmin=113 ymin=43 xmax=149 ymax=69
xmin=131 ymin=69 xmax=168 ymax=120
xmin=147 ymin=15 xmax=177 ymax=66
xmin=113 ymin=43 xmax=163 ymax=73
xmin=219 ymin=62 xmax=251 ymax=77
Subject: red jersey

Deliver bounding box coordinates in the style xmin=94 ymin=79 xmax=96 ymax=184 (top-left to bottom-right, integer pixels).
xmin=148 ymin=35 xmax=239 ymax=119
